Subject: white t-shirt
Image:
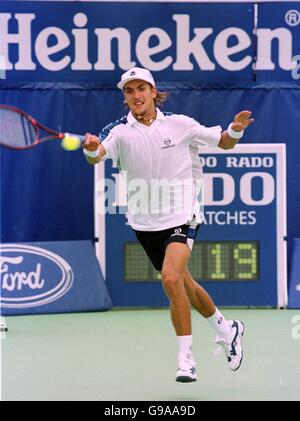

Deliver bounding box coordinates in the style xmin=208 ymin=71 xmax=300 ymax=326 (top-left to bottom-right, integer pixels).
xmin=101 ymin=108 xmax=221 ymax=231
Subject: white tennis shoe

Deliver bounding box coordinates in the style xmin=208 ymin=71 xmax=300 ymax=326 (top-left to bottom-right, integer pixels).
xmin=214 ymin=320 xmax=244 ymax=371
xmin=176 ymin=352 xmax=197 ymax=383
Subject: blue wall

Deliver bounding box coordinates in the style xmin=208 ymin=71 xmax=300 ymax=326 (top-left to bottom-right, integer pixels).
xmin=1 ymin=1 xmax=300 ymax=279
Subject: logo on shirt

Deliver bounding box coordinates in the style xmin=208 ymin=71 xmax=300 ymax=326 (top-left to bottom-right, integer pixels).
xmin=171 ymin=227 xmax=186 ymax=238
xmin=161 ymin=138 xmax=175 ymax=149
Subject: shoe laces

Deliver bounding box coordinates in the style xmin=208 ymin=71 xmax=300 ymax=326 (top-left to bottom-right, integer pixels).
xmin=213 ymin=335 xmax=237 ymax=361
xmin=178 ymin=352 xmax=195 ymax=370
xmin=213 ymin=338 xmax=230 ymax=357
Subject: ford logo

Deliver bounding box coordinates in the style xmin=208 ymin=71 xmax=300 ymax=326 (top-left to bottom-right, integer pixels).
xmin=0 ymin=244 xmax=74 ymax=308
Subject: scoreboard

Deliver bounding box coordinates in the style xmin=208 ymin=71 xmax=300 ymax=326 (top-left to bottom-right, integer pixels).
xmin=95 ymin=144 xmax=287 ymax=307
xmin=123 ymin=241 xmax=260 ymax=282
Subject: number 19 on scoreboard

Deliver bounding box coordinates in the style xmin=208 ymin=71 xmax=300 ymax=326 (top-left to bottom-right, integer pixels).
xmin=191 ymin=241 xmax=259 ymax=281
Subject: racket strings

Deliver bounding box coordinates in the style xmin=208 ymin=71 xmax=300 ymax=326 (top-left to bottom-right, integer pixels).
xmin=0 ymin=109 xmax=36 ymax=148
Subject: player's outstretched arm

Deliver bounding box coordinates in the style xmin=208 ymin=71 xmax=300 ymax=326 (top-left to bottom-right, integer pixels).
xmin=218 ymin=110 xmax=255 ymax=150
xmin=82 ymin=133 xmax=106 ymax=164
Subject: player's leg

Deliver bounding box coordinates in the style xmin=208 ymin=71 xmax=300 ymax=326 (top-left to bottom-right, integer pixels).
xmin=182 ymin=268 xmax=216 ymax=317
xmin=183 ymin=269 xmax=244 ymax=371
xmin=161 ymin=242 xmax=197 ymax=382
xmin=161 ymin=243 xmax=191 ymax=336
xmin=134 ymin=227 xmax=197 ymax=382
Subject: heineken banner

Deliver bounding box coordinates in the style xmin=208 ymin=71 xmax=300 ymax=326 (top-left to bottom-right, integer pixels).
xmin=1 ymin=1 xmax=299 ymax=82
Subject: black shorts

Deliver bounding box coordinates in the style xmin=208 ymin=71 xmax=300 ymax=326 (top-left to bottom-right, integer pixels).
xmin=134 ymin=223 xmax=200 ymax=271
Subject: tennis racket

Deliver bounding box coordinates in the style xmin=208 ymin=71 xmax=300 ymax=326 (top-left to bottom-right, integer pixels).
xmin=0 ymin=105 xmax=84 ymax=150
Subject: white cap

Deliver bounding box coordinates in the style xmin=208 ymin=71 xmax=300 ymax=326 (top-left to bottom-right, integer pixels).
xmin=117 ymin=67 xmax=156 ymax=90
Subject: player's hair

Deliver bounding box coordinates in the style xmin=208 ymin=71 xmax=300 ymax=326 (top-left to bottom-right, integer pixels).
xmin=154 ymin=91 xmax=169 ymax=107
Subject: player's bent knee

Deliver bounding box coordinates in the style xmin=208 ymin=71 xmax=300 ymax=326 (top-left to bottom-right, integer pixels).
xmin=161 ymin=270 xmax=182 ymax=293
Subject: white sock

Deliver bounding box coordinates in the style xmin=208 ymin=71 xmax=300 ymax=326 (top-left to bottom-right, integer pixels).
xmin=206 ymin=308 xmax=231 ymax=338
xmin=177 ymin=335 xmax=193 ymax=357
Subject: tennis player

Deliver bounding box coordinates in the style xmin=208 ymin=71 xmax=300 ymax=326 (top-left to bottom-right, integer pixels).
xmin=83 ymin=67 xmax=254 ymax=383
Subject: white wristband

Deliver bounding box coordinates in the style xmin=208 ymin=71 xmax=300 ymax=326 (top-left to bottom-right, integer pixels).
xmin=227 ymin=123 xmax=244 ymax=139
xmin=83 ymin=147 xmax=100 ymax=158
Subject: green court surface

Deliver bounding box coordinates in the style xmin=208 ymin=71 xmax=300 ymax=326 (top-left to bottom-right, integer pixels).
xmin=1 ymin=309 xmax=300 ymax=401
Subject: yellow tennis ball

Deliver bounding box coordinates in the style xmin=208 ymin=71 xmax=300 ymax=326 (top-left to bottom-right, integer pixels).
xmin=61 ymin=136 xmax=81 ymax=151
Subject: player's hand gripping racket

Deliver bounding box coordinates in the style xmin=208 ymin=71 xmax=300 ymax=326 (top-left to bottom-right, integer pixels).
xmin=0 ymin=105 xmax=84 ymax=151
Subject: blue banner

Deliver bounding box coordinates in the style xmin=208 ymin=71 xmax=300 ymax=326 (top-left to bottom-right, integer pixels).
xmin=0 ymin=240 xmax=113 ymax=315
xmin=0 ymin=0 xmax=298 ymax=308
xmin=0 ymin=1 xmax=299 ymax=82
xmin=256 ymin=2 xmax=300 ymax=81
